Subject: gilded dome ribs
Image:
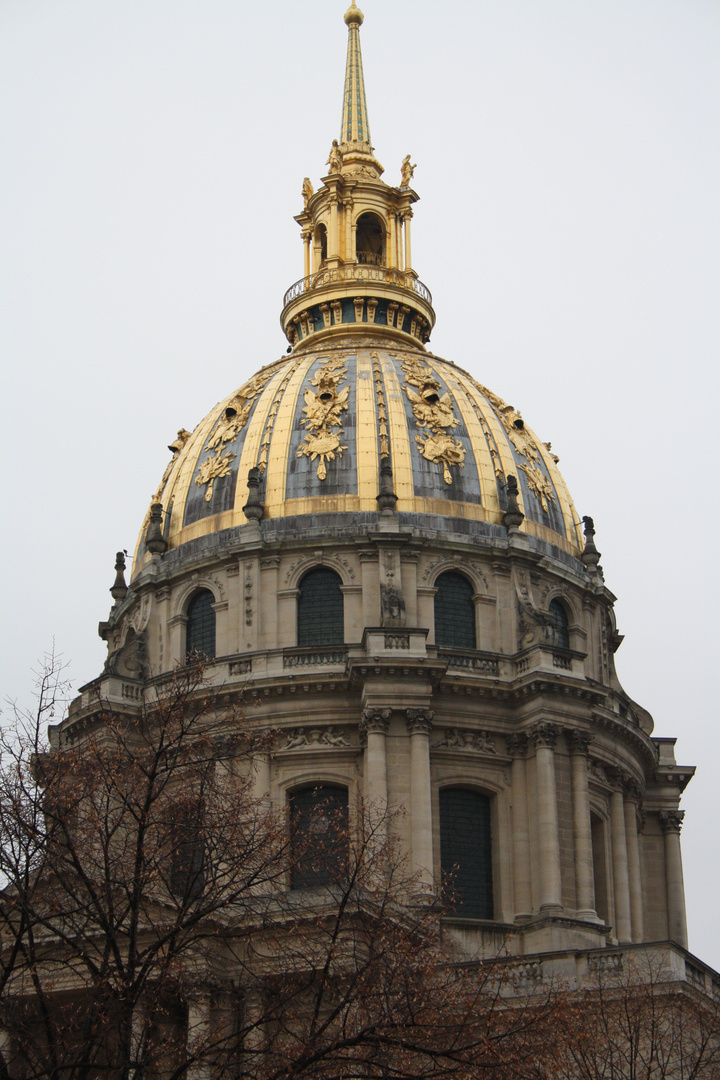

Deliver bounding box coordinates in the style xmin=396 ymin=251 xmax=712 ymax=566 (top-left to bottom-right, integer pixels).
xmin=257 ymin=357 xmax=305 ymax=475
xmin=371 ymin=351 xmax=390 ymax=459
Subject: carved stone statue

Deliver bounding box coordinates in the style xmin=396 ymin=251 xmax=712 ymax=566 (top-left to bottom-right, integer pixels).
xmin=380 ymin=583 xmax=406 ymax=628
xmin=103 ymin=629 xmax=148 ymax=681
xmin=321 ymin=726 xmax=350 ymax=747
xmin=302 ymin=177 xmax=314 ymax=208
xmin=326 ymin=139 xmax=343 ymax=173
xmin=516 ymin=580 xmax=555 ymax=649
xmin=284 ymin=728 xmax=309 ymax=749
xmin=400 ymin=154 xmax=416 ymax=188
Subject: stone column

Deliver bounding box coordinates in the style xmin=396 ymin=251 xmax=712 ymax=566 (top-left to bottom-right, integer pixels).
xmin=252 ymin=749 xmax=271 ymax=803
xmin=387 ymin=212 xmax=396 ymax=268
xmin=531 ymin=722 xmax=562 ymax=913
xmin=403 ymin=211 xmax=413 ymax=272
xmin=346 ymin=199 xmax=354 ymax=262
xmin=259 ymin=556 xmax=280 ymax=650
xmin=568 ymin=731 xmax=597 ymax=919
xmin=329 ymin=195 xmax=339 ymax=259
xmin=506 ymin=734 xmax=532 ymax=921
xmin=406 ymin=709 xmax=434 ymax=893
xmin=361 ymin=707 xmax=391 ymax=833
xmin=660 ymin=810 xmax=688 ymax=949
xmin=609 ymin=774 xmax=632 ymax=944
xmin=624 ymin=781 xmax=645 ymax=943
xmin=302 ymin=230 xmax=311 ymax=280
xmin=186 ymin=993 xmax=212 ymax=1080
xmin=242 ymin=989 xmax=266 ymax=1075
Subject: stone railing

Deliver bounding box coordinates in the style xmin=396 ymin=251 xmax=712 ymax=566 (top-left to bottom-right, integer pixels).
xmin=283 ymin=264 xmax=432 ymax=308
xmin=283 ymin=647 xmax=348 ymax=670
xmin=438 ymin=648 xmax=499 ymax=675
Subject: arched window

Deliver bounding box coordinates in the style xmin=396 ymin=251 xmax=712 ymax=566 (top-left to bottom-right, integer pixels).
xmin=297 ymin=568 xmax=344 ymax=648
xmin=434 ymin=571 xmax=476 ymax=650
xmin=355 ymin=212 xmax=385 ymax=266
xmin=313 ymin=223 xmax=327 ymax=270
xmin=549 ymin=599 xmax=570 ymax=650
xmin=439 ymin=788 xmax=493 ymax=919
xmin=186 ymin=589 xmax=216 ymax=660
xmin=289 ymin=784 xmax=349 ymax=889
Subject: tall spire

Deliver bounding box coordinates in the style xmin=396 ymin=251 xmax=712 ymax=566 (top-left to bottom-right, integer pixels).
xmin=341 ymin=4 xmax=371 ymax=149
xmin=335 ymin=4 xmax=382 ymax=177
xmin=281 ymin=2 xmax=435 ymax=349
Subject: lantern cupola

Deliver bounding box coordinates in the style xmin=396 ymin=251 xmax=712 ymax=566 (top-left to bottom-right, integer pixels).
xmin=281 ymin=4 xmax=436 ymax=349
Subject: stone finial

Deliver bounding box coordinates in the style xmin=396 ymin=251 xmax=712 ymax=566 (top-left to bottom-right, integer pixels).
xmin=243 ymin=467 xmax=265 ymax=523
xmin=145 ymin=503 xmax=167 ymax=555
xmin=110 ymin=551 xmax=128 ymax=602
xmin=376 ymin=459 xmax=398 ymax=515
xmin=503 ymin=474 xmax=524 ymax=532
xmin=581 ymin=515 xmax=602 ymax=574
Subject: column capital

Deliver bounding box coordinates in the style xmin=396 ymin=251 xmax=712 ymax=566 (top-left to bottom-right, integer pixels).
xmin=530 ymin=721 xmax=559 ymax=750
xmin=506 ymin=732 xmax=529 ymax=758
xmin=567 ymin=729 xmax=593 ymax=755
xmin=406 ymin=708 xmax=434 ymax=735
xmin=659 ymin=809 xmax=685 ymax=835
xmin=361 ymin=707 xmax=392 ymax=736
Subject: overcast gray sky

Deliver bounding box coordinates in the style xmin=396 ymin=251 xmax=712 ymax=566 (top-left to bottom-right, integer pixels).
xmin=2 ymin=0 xmax=719 ymax=966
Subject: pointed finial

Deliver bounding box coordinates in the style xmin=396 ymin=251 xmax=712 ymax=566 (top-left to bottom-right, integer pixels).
xmin=145 ymin=503 xmax=167 ymax=555
xmin=344 ymin=3 xmax=364 ymax=26
xmin=110 ymin=551 xmax=128 ymax=602
xmin=581 ymin=515 xmax=602 ymax=576
xmin=243 ymin=467 xmax=265 ymax=522
xmin=503 ymin=475 xmax=524 ymax=532
xmin=376 ymin=459 xmax=398 ymax=515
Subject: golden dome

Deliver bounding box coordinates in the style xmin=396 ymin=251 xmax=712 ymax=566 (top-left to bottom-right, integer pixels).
xmin=132 ymin=335 xmax=581 ymax=580
xmin=131 ymin=7 xmax=581 ymax=581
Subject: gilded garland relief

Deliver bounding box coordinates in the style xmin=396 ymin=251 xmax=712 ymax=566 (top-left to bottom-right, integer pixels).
xmin=465 ymin=373 xmax=557 ymax=511
xmin=401 ymin=357 xmax=465 ymax=485
xmin=297 ymin=357 xmax=349 ymax=481
xmin=194 ymin=370 xmax=273 ymax=502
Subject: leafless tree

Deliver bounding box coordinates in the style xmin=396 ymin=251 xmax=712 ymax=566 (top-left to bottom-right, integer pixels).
xmin=2 ymin=658 xmax=718 ymax=1080
xmin=555 ymin=950 xmax=720 ymax=1080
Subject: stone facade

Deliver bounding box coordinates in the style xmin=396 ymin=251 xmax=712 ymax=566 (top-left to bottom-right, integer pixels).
xmin=59 ymin=1 xmax=695 ymax=973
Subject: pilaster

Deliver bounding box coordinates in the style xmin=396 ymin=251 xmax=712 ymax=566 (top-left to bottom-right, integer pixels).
xmin=506 ymin=733 xmax=532 ymax=921
xmin=530 ymin=722 xmax=562 ymax=913
xmin=568 ymin=730 xmax=597 ymax=920
xmin=406 ymin=708 xmax=434 ymax=893
xmin=659 ymin=810 xmax=688 ymax=949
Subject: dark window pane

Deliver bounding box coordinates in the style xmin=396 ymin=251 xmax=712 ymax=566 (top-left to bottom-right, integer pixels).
xmin=171 ymin=806 xmax=204 ymax=901
xmin=549 ymin=599 xmax=570 ymax=649
xmin=186 ymin=589 xmax=216 ymax=659
xmin=434 ymin=572 xmax=476 ymax=650
xmin=439 ymin=788 xmax=493 ymax=919
xmin=297 ymin=568 xmax=344 ymax=647
xmin=290 ymin=785 xmax=349 ymax=889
